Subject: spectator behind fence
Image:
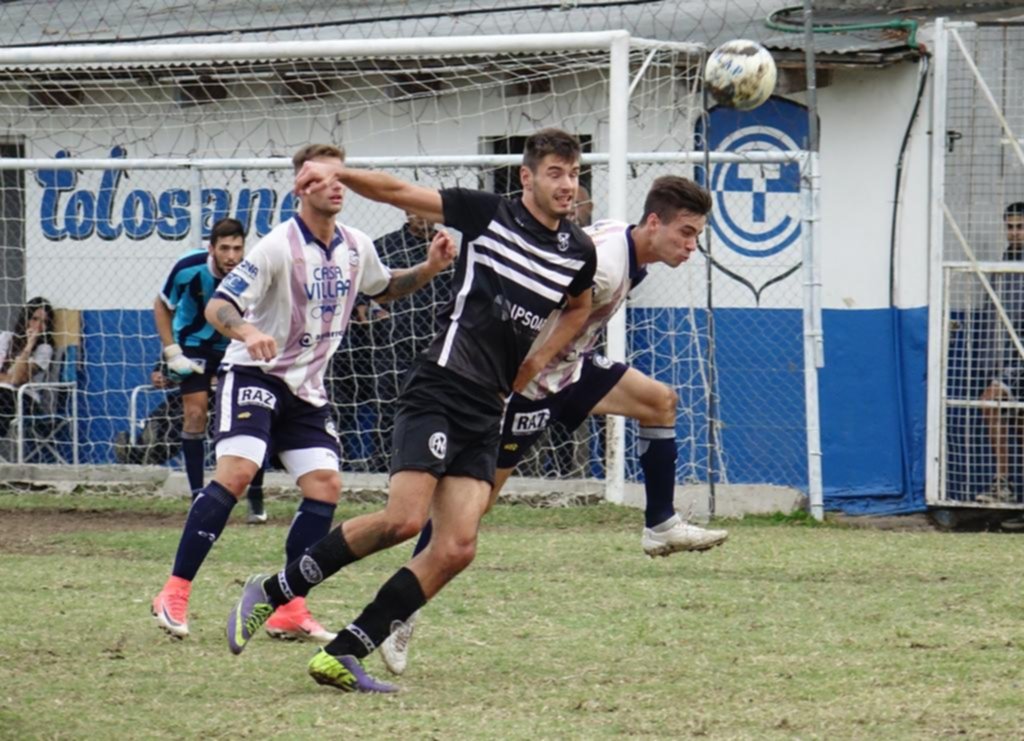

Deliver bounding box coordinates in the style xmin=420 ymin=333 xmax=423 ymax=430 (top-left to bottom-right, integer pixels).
xmin=331 ymin=211 xmax=453 ymax=472
xmin=112 ymin=364 xmax=186 ymax=466
xmin=0 ymin=297 xmax=55 ymax=441
xmin=979 ymin=201 xmax=1024 ymax=504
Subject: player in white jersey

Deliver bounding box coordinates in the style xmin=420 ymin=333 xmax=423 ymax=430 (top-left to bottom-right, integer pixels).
xmin=151 ymin=144 xmax=455 ymax=641
xmin=378 ymin=176 xmax=729 ymax=675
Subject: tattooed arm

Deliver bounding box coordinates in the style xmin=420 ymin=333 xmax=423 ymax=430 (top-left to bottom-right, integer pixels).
xmin=374 ymin=230 xmax=457 ymax=303
xmin=205 ymin=298 xmax=278 ymax=362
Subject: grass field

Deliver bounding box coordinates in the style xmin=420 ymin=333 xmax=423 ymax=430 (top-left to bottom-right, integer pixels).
xmin=2 ymin=490 xmax=1024 ymax=739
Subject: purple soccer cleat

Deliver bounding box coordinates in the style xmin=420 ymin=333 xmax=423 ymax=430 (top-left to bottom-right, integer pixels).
xmin=226 ymin=574 xmax=274 ymax=655
xmin=308 ymin=649 xmax=399 ymax=693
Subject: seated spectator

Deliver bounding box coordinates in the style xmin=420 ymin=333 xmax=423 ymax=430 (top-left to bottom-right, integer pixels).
xmin=0 ymin=297 xmax=55 ymax=440
xmin=113 ymin=365 xmax=186 ymax=466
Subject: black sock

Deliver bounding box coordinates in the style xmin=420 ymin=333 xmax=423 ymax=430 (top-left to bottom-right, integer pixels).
xmin=247 ymin=467 xmax=265 ymax=513
xmin=181 ymin=434 xmax=205 ymax=496
xmin=412 ymin=519 xmax=432 ymax=557
xmin=263 ymin=524 xmax=358 ymax=605
xmin=171 ymin=481 xmax=236 ymax=580
xmin=284 ymin=498 xmax=336 ymax=564
xmin=325 ymin=567 xmax=427 ymax=659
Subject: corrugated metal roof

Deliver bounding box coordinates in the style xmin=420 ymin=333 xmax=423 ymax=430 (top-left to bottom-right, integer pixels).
xmin=0 ymin=1 xmax=789 ymax=48
xmin=5 ymin=0 xmax=1017 ymax=68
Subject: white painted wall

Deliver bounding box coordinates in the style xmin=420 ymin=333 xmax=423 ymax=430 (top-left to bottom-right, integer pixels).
xmin=10 ymin=53 xmax=934 ymax=315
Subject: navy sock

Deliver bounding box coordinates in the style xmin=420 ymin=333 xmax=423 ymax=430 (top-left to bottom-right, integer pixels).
xmin=285 ymin=498 xmax=337 ymax=565
xmin=639 ymin=427 xmax=678 ymax=529
xmin=181 ymin=435 xmax=205 ymax=497
xmin=247 ymin=466 xmax=266 ymax=513
xmin=412 ymin=519 xmax=432 ymax=557
xmin=171 ymin=481 xmax=237 ymax=581
xmin=325 ymin=567 xmax=427 ymax=660
xmin=265 ymin=524 xmax=359 ymax=606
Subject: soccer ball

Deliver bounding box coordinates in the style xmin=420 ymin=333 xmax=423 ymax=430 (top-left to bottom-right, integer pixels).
xmin=703 ymin=39 xmax=777 ymax=111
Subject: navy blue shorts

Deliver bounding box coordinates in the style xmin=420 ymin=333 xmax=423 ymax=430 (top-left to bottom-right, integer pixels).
xmin=178 ymin=347 xmax=224 ymax=396
xmin=212 ymin=366 xmax=340 ymax=456
xmin=389 ymin=362 xmax=505 ymax=484
xmin=497 ymin=354 xmax=628 ymax=469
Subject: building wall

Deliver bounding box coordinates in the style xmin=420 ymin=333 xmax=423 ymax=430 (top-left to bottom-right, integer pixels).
xmin=9 ymin=55 xmax=936 ymax=511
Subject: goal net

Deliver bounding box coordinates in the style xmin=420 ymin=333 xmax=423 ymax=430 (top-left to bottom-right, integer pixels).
xmin=0 ymin=33 xmax=812 ymax=503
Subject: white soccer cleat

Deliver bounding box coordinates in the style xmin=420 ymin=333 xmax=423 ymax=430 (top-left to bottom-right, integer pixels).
xmin=977 ymin=477 xmax=1015 ymax=505
xmin=379 ymin=610 xmax=419 ymax=676
xmin=641 ymin=519 xmax=728 ymax=557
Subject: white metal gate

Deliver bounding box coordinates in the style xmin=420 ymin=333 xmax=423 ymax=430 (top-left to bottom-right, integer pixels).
xmin=928 ymin=20 xmax=1024 ymax=509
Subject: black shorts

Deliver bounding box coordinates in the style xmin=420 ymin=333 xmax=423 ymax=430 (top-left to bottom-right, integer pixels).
xmin=389 ymin=361 xmax=505 ymax=484
xmin=497 ymin=354 xmax=629 ymax=469
xmin=178 ymin=347 xmax=224 ymax=396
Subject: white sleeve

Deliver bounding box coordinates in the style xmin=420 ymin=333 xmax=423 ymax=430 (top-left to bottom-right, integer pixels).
xmin=0 ymin=332 xmax=11 ymax=368
xmin=354 ymin=230 xmax=392 ymax=298
xmin=31 ymin=342 xmax=53 ymax=377
xmin=216 ymin=239 xmax=277 ymax=313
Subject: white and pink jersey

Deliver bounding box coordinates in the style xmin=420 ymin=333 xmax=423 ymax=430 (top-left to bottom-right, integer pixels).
xmin=519 ymin=219 xmax=643 ymax=401
xmin=215 ymin=216 xmax=391 ymax=407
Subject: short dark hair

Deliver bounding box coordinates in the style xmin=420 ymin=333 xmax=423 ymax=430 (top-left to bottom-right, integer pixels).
xmin=522 ymin=128 xmax=581 ymax=172
xmin=640 ymin=176 xmax=713 ymax=224
xmin=292 ymin=143 xmax=346 ymax=172
xmin=209 ymin=217 xmax=245 ymax=246
xmin=1005 ymin=202 xmax=1024 ymax=220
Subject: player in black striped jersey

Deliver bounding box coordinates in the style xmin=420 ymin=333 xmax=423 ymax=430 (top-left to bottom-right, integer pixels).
xmin=227 ymin=128 xmax=596 ymax=692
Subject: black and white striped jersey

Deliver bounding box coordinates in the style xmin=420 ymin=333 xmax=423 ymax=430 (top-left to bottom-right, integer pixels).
xmin=421 ymin=188 xmax=596 ymax=395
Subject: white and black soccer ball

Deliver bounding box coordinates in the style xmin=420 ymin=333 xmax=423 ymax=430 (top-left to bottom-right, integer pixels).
xmin=703 ymin=39 xmax=777 ymax=111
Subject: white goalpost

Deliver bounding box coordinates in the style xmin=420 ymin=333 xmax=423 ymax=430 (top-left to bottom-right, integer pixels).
xmin=0 ymin=31 xmax=819 ymax=516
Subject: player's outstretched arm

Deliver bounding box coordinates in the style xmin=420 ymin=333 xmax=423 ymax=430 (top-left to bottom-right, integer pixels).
xmin=512 ymin=289 xmax=592 ymax=393
xmin=294 ymin=162 xmax=444 ymax=223
xmin=375 ymin=230 xmax=457 ymax=303
xmin=205 ymin=297 xmax=278 ymax=362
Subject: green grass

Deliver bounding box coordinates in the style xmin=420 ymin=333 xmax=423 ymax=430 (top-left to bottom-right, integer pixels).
xmin=1 ymin=490 xmax=1024 ymax=739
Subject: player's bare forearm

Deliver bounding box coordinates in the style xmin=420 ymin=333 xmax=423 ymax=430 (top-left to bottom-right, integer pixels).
xmin=205 ymin=298 xmax=249 ymax=341
xmin=376 ymin=229 xmax=456 ymax=302
xmin=375 ymin=264 xmax=435 ymax=303
xmin=512 ymin=291 xmax=592 ymax=392
xmin=205 ymin=298 xmax=278 ymax=361
xmin=295 ymin=162 xmax=444 ymax=223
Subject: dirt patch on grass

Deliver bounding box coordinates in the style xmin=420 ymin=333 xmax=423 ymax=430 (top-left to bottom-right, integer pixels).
xmin=830 ymin=513 xmax=938 ymax=531
xmin=0 ymin=508 xmax=180 ymax=554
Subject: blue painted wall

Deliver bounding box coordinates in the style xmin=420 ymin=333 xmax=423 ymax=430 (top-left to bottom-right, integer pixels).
xmin=72 ymin=305 xmax=931 ymax=514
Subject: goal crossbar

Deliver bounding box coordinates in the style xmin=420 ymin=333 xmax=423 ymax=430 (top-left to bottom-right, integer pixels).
xmin=0 ymin=31 xmax=694 ymax=68
xmin=0 ymin=152 xmax=805 ymax=171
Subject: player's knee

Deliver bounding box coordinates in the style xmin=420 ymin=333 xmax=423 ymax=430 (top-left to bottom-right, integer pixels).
xmin=381 ymin=511 xmax=426 ymax=547
xmin=982 ymin=383 xmax=1006 ymax=402
xmin=301 ymin=469 xmax=341 ymax=502
xmin=432 ymin=535 xmax=478 ymax=576
xmin=641 ymin=384 xmax=678 ymax=426
xmin=213 ymin=471 xmax=250 ymax=498
xmin=182 ymin=408 xmax=207 ymax=434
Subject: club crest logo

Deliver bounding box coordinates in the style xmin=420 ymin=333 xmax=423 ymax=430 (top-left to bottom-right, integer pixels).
xmin=299 ymin=555 xmax=324 ymax=584
xmin=428 ymin=431 xmax=447 ymax=459
xmin=557 ymin=232 xmax=571 ymax=252
xmin=696 ymin=98 xmax=810 ymax=305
